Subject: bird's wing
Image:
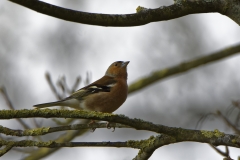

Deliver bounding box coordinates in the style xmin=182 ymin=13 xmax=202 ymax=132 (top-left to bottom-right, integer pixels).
xmin=65 ymin=76 xmax=117 ymax=100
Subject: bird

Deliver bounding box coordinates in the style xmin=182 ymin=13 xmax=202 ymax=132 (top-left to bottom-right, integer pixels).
xmin=33 ymin=61 xmax=129 ymax=114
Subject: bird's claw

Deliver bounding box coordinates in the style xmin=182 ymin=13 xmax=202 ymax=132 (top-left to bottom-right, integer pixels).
xmin=88 ymin=120 xmax=96 ymax=132
xmin=106 ymin=122 xmax=115 ymax=132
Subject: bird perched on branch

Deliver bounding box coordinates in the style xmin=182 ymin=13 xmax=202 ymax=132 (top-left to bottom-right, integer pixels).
xmin=33 ymin=61 xmax=129 ymax=114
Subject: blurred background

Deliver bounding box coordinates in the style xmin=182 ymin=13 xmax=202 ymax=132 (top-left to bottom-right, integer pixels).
xmin=1 ymin=0 xmax=240 ymax=159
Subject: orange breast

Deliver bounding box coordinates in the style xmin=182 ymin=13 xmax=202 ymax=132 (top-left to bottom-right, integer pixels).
xmin=84 ymin=79 xmax=128 ymax=113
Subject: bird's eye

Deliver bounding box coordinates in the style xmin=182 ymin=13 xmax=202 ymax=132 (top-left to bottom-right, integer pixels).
xmin=114 ymin=63 xmax=118 ymax=66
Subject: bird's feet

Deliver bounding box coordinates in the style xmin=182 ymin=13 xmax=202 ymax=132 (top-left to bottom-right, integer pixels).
xmin=88 ymin=120 xmax=97 ymax=132
xmin=106 ymin=122 xmax=115 ymax=132
xmin=88 ymin=121 xmax=116 ymax=132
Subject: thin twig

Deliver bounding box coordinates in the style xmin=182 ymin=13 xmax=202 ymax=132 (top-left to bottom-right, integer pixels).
xmin=45 ymin=72 xmax=62 ymax=100
xmin=216 ymin=111 xmax=240 ymax=134
xmin=195 ymin=113 xmax=216 ymax=129
xmin=0 ymin=87 xmax=29 ymax=129
xmin=209 ymin=144 xmax=230 ymax=157
xmin=84 ymin=72 xmax=91 ymax=86
xmin=71 ymin=76 xmax=81 ymax=93
xmin=57 ymin=76 xmax=68 ymax=95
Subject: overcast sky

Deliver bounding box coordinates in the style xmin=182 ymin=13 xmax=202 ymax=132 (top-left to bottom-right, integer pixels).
xmin=1 ymin=0 xmax=240 ymax=159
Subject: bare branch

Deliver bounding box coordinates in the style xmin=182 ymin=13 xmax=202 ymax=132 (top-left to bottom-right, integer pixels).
xmin=7 ymin=0 xmax=240 ymax=26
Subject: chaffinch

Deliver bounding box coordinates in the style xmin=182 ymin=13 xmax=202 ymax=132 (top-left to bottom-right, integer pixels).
xmin=33 ymin=61 xmax=129 ymax=114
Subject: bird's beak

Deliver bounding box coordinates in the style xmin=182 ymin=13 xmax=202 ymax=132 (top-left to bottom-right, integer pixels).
xmin=121 ymin=61 xmax=130 ymax=67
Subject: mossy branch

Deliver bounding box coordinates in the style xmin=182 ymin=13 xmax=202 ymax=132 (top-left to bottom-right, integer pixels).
xmin=129 ymin=43 xmax=240 ymax=94
xmin=24 ymin=129 xmax=88 ymax=160
xmin=8 ymin=0 xmax=240 ymax=26
xmin=0 ymin=134 xmax=175 ymax=158
xmin=133 ymin=135 xmax=175 ymax=160
xmin=0 ymin=109 xmax=240 ymax=149
xmin=0 ymin=142 xmax=14 ymax=157
xmin=0 ymin=123 xmax=130 ymax=136
xmin=0 ymin=135 xmax=169 ymax=148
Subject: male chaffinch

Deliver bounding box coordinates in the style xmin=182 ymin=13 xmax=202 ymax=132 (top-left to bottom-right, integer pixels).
xmin=33 ymin=61 xmax=129 ymax=114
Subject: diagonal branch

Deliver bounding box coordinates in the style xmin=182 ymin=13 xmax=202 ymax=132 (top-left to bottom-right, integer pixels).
xmin=129 ymin=43 xmax=240 ymax=94
xmin=45 ymin=72 xmax=63 ymax=100
xmin=8 ymin=0 xmax=240 ymax=26
xmin=209 ymin=144 xmax=230 ymax=158
xmin=133 ymin=135 xmax=175 ymax=160
xmin=0 ymin=142 xmax=14 ymax=157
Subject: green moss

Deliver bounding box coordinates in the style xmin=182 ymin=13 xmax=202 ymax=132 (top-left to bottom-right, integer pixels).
xmin=155 ymin=69 xmax=168 ymax=77
xmin=213 ymin=129 xmax=225 ymax=137
xmin=136 ymin=6 xmax=147 ymax=13
xmin=127 ymin=135 xmax=162 ymax=150
xmin=201 ymin=130 xmax=214 ymax=138
xmin=201 ymin=129 xmax=224 ymax=138
xmin=127 ymin=140 xmax=142 ymax=149
xmin=23 ymin=127 xmax=50 ymax=136
xmin=231 ymin=139 xmax=236 ymax=143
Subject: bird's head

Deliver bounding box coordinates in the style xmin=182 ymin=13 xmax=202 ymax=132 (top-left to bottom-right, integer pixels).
xmin=105 ymin=61 xmax=130 ymax=79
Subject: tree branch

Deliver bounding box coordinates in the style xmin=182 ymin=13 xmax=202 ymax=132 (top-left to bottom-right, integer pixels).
xmin=0 ymin=109 xmax=240 ymax=148
xmin=210 ymin=144 xmax=230 ymax=158
xmin=0 ymin=123 xmax=130 ymax=137
xmin=0 ymin=134 xmax=173 ymax=149
xmin=23 ymin=73 xmax=88 ymax=159
xmin=129 ymin=43 xmax=240 ymax=94
xmin=0 ymin=142 xmax=14 ymax=157
xmin=8 ymin=0 xmax=240 ymax=26
xmin=133 ymin=135 xmax=175 ymax=160
xmin=24 ymin=129 xmax=88 ymax=160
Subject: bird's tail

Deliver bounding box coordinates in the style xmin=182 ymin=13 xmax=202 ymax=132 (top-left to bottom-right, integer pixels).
xmin=33 ymin=100 xmax=65 ymax=108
